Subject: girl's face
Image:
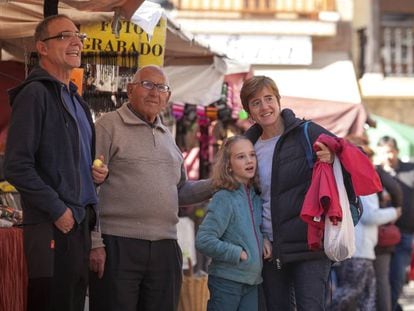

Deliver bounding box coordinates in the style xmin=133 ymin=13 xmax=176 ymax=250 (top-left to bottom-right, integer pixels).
xmin=229 ymin=139 xmax=257 ymax=185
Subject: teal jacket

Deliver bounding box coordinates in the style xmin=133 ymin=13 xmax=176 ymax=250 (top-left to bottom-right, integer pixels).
xmin=195 ymin=185 xmax=263 ymax=285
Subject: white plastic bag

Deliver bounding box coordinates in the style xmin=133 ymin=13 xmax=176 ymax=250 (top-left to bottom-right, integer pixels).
xmin=177 ymin=217 xmax=197 ymax=270
xmin=324 ymin=156 xmax=356 ymax=261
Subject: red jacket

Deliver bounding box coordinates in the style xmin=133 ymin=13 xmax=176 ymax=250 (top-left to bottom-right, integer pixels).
xmin=301 ymin=134 xmax=383 ymax=250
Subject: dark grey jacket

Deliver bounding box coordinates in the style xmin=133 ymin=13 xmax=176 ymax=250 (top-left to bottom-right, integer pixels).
xmin=4 ymin=66 xmax=95 ymax=225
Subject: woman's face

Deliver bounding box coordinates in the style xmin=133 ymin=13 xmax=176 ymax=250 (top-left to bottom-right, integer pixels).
xmin=247 ymin=86 xmax=281 ymax=128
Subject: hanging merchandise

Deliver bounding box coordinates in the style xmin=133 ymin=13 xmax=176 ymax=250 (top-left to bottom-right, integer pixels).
xmin=206 ymin=106 xmax=218 ymax=121
xmin=196 ymin=106 xmax=209 ymax=127
xmin=176 ymin=104 xmax=199 ymax=152
xmin=172 ymin=102 xmax=185 ymax=121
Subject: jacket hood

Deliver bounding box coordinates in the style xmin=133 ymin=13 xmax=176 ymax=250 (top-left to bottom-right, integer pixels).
xmin=8 ymin=66 xmax=63 ymax=106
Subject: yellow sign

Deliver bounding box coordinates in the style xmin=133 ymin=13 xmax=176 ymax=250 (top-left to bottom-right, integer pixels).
xmin=80 ymin=18 xmax=166 ymax=67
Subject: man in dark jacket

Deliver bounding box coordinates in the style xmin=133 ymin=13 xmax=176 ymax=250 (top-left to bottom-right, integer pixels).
xmin=377 ymin=136 xmax=414 ymax=311
xmin=4 ymin=15 xmax=108 ymax=311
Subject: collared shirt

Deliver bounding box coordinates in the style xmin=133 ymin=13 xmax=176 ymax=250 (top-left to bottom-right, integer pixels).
xmin=61 ymin=83 xmax=97 ymax=222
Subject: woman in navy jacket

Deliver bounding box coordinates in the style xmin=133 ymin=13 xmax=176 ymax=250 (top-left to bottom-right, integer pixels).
xmin=242 ymin=76 xmax=334 ymax=311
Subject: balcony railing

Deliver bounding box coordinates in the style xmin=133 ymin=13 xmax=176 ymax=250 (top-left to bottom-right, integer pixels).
xmin=170 ymin=0 xmax=336 ymax=17
xmin=381 ymin=22 xmax=414 ymax=76
xmin=358 ymin=22 xmax=414 ymax=77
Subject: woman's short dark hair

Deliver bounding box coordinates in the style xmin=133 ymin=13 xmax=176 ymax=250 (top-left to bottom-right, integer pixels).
xmin=240 ymin=76 xmax=281 ymax=114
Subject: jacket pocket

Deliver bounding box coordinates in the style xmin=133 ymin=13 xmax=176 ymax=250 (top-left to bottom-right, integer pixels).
xmin=23 ymin=222 xmax=54 ymax=278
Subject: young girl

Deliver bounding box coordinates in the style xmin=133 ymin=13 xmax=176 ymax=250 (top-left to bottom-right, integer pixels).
xmin=195 ymin=135 xmax=271 ymax=311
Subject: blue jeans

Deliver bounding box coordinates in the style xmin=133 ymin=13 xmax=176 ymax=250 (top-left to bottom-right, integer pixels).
xmin=262 ymin=257 xmax=332 ymax=311
xmin=390 ymin=232 xmax=413 ymax=311
xmin=207 ymin=275 xmax=258 ymax=311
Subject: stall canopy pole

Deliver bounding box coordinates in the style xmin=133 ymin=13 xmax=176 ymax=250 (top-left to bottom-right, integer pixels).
xmin=44 ymin=0 xmax=59 ymax=17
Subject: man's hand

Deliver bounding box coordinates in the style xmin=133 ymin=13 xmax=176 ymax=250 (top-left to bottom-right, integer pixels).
xmin=92 ymin=155 xmax=109 ymax=184
xmin=315 ymin=142 xmax=334 ymax=164
xmin=54 ymin=208 xmax=75 ymax=234
xmin=90 ymin=247 xmax=106 ymax=279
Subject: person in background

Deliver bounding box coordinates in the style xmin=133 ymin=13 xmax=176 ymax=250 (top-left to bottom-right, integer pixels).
xmin=196 ymin=135 xmax=272 ymax=311
xmin=329 ymin=191 xmax=400 ymax=311
xmin=241 ymin=76 xmax=334 ymax=310
xmin=328 ymin=143 xmax=401 ymax=311
xmin=345 ymin=134 xmax=404 ymax=311
xmin=88 ymin=65 xmax=213 ymax=311
xmin=4 ymin=15 xmax=108 ymax=311
xmin=377 ymin=136 xmax=414 ymax=311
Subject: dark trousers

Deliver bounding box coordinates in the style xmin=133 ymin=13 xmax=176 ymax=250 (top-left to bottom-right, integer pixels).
xmin=262 ymin=257 xmax=332 ymax=311
xmin=89 ymin=235 xmax=183 ymax=311
xmin=25 ymin=206 xmax=94 ymax=311
xmin=207 ymin=275 xmax=258 ymax=311
xmin=374 ymin=253 xmax=392 ymax=311
xmin=390 ymin=232 xmax=413 ymax=311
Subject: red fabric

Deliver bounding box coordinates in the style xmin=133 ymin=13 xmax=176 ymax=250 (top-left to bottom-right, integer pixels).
xmin=301 ymin=134 xmax=382 ymax=251
xmin=316 ymin=134 xmax=383 ymax=195
xmin=301 ymin=162 xmax=342 ymax=250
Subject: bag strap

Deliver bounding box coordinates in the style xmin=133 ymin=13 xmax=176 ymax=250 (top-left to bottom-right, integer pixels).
xmin=299 ymin=121 xmax=315 ymax=169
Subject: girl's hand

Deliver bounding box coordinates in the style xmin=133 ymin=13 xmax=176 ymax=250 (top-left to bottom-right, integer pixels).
xmin=240 ymin=250 xmax=248 ymax=261
xmin=315 ymin=142 xmax=334 ymax=164
xmin=263 ymin=238 xmax=272 ymax=260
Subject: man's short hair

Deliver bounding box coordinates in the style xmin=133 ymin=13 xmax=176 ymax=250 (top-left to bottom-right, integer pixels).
xmin=34 ymin=14 xmax=71 ymax=43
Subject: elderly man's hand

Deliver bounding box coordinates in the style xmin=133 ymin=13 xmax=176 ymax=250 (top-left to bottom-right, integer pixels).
xmin=90 ymin=247 xmax=106 ymax=279
xmin=315 ymin=142 xmax=334 ymax=164
xmin=92 ymin=155 xmax=109 ymax=184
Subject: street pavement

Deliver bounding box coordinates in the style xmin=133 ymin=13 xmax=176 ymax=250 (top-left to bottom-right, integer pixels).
xmin=84 ymin=281 xmax=414 ymax=310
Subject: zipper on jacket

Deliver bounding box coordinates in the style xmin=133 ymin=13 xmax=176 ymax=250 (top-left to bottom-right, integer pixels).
xmin=59 ymin=86 xmax=81 ymax=198
xmin=272 ymin=135 xmax=284 ymax=270
xmin=274 ymin=258 xmax=282 ymax=269
xmin=245 ymin=185 xmax=261 ymax=259
xmin=152 ymin=127 xmax=156 ymax=147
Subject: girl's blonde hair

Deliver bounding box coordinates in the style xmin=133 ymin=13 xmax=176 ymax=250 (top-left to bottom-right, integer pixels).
xmin=211 ymin=135 xmax=260 ymax=192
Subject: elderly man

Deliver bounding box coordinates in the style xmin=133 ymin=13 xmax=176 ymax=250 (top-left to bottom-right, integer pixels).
xmin=89 ymin=65 xmax=212 ymax=311
xmin=4 ymin=15 xmax=108 ymax=311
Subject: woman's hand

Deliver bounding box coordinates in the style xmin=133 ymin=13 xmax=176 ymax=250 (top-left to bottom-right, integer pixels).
xmin=315 ymin=142 xmax=334 ymax=164
xmin=263 ymin=238 xmax=272 ymax=260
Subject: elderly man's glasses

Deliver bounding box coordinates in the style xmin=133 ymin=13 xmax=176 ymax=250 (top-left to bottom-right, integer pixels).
xmin=131 ymin=80 xmax=170 ymax=93
xmin=41 ymin=31 xmax=87 ymax=42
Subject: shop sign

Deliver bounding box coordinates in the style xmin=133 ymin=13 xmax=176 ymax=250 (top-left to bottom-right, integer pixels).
xmin=80 ymin=18 xmax=166 ymax=67
xmin=196 ymin=34 xmax=312 ymax=65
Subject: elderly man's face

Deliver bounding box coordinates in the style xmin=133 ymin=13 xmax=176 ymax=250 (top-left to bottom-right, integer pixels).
xmin=127 ymin=67 xmax=171 ymax=123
